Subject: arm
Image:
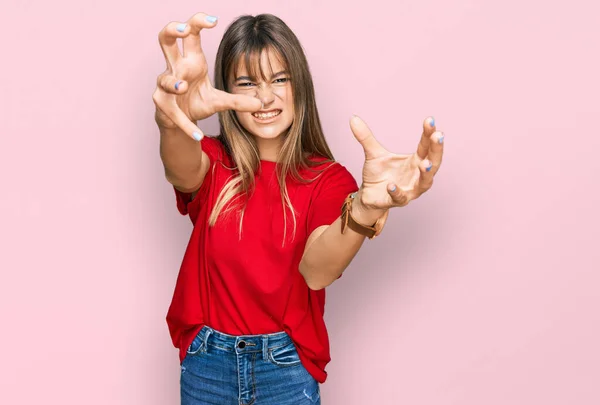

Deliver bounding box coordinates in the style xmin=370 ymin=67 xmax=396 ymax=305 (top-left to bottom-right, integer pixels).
xmin=159 ymin=124 xmax=209 ymax=193
xmin=153 ymin=14 xmax=260 ymax=195
xmin=299 ymin=189 xmax=385 ymax=290
xmin=300 ymin=114 xmax=444 ymax=289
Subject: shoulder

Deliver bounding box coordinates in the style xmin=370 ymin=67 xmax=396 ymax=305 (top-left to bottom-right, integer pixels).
xmin=304 ymin=155 xmax=354 ymax=178
xmin=200 ymin=135 xmax=232 ymax=165
xmin=299 ymin=155 xmax=357 ymax=191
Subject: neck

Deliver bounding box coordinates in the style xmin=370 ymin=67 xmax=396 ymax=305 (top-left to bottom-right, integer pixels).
xmin=255 ymin=136 xmax=284 ymax=162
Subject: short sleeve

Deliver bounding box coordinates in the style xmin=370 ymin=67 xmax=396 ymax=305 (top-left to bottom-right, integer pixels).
xmin=173 ymin=135 xmax=224 ymax=222
xmin=306 ymin=162 xmax=359 ymax=237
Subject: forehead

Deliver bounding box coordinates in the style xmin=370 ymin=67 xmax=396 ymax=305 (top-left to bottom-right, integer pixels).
xmin=232 ymin=47 xmax=287 ymax=79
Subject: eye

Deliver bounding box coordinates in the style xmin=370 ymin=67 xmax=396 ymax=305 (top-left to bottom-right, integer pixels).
xmin=274 ymin=78 xmax=290 ymax=84
xmin=237 ymin=82 xmax=255 ymax=87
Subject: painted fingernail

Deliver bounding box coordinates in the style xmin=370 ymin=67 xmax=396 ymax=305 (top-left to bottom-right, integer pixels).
xmin=430 ymin=117 xmax=435 ymax=128
xmin=193 ymin=132 xmax=203 ymax=141
xmin=390 ymin=184 xmax=397 ymax=192
xmin=206 ymin=15 xmax=218 ymax=23
xmin=175 ymin=81 xmax=182 ymax=90
xmin=176 ymin=23 xmax=187 ymax=32
xmin=438 ymin=133 xmax=444 ymax=144
xmin=426 ymin=160 xmax=433 ymax=172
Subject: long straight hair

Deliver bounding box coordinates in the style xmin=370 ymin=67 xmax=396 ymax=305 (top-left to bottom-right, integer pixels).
xmin=210 ymin=14 xmax=336 ymax=244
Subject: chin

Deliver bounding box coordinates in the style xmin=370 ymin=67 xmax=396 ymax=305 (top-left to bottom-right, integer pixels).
xmin=248 ymin=126 xmax=290 ymax=139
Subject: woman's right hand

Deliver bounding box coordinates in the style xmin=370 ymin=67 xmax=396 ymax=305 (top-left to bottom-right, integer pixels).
xmin=153 ymin=12 xmax=262 ymax=140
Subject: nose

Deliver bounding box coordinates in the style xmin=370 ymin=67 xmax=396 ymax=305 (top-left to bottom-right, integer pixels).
xmin=255 ymin=84 xmax=275 ymax=107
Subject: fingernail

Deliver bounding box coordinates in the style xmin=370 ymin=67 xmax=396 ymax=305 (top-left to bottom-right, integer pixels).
xmin=430 ymin=117 xmax=435 ymax=128
xmin=438 ymin=134 xmax=444 ymax=144
xmin=426 ymin=160 xmax=433 ymax=172
xmin=390 ymin=184 xmax=397 ymax=192
xmin=193 ymin=132 xmax=203 ymax=141
xmin=176 ymin=23 xmax=187 ymax=32
xmin=175 ymin=81 xmax=182 ymax=90
xmin=206 ymin=15 xmax=218 ymax=23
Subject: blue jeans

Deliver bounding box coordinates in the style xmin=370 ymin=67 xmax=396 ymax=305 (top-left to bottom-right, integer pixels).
xmin=180 ymin=325 xmax=321 ymax=405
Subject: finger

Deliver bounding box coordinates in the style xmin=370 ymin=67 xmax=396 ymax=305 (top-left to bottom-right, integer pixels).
xmin=403 ymin=158 xmax=436 ymax=201
xmin=212 ymin=89 xmax=263 ymax=112
xmin=350 ymin=115 xmax=387 ymax=159
xmin=169 ymin=106 xmax=205 ymax=141
xmin=182 ymin=13 xmax=218 ymax=57
xmin=158 ymin=21 xmax=190 ymax=68
xmin=387 ymin=183 xmax=410 ymax=207
xmin=153 ymin=92 xmax=205 ymax=142
xmin=426 ymin=131 xmax=444 ymax=175
xmin=417 ymin=158 xmax=435 ymax=191
xmin=157 ymin=73 xmax=188 ymax=95
xmin=416 ymin=116 xmax=436 ymax=160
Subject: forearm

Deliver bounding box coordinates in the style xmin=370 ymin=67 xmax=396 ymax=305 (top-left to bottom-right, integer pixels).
xmin=299 ymin=196 xmax=386 ymax=290
xmin=159 ymin=125 xmax=204 ymax=191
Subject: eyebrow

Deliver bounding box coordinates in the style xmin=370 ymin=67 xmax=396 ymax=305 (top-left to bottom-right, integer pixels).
xmin=234 ymin=71 xmax=289 ymax=82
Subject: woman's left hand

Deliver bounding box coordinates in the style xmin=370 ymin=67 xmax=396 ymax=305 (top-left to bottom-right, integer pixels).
xmin=350 ymin=115 xmax=444 ymax=223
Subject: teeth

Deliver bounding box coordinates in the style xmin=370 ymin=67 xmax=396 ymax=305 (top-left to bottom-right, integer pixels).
xmin=253 ymin=110 xmax=281 ymax=119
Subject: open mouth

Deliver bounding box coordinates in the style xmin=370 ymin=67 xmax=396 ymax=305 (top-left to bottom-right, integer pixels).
xmin=252 ymin=109 xmax=282 ymax=120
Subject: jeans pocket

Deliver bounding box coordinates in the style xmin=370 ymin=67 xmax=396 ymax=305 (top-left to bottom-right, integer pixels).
xmin=268 ymin=341 xmax=302 ymax=367
xmin=186 ymin=333 xmax=205 ymax=356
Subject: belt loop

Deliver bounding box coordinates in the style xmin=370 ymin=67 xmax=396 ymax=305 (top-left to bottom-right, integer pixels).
xmin=203 ymin=328 xmax=212 ymax=353
xmin=262 ymin=335 xmax=269 ymax=361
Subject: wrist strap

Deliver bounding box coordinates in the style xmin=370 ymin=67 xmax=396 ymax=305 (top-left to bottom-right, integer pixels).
xmin=341 ymin=192 xmax=384 ymax=239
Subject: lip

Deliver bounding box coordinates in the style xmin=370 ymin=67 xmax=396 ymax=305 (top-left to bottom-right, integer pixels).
xmin=251 ymin=109 xmax=282 ymax=124
xmin=255 ymin=109 xmax=280 ymax=113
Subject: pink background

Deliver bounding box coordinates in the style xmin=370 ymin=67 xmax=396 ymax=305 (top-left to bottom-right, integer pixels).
xmin=1 ymin=0 xmax=599 ymax=403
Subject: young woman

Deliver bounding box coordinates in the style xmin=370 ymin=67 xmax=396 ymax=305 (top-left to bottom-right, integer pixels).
xmin=153 ymin=12 xmax=444 ymax=405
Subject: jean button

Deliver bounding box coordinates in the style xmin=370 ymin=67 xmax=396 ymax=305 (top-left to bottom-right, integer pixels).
xmin=238 ymin=341 xmax=246 ymax=349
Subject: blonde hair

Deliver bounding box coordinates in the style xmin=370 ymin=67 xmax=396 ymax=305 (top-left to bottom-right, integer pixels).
xmin=210 ymin=14 xmax=336 ymax=245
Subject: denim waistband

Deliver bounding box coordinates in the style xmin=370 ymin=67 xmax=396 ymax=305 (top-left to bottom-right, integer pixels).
xmin=197 ymin=325 xmax=293 ymax=359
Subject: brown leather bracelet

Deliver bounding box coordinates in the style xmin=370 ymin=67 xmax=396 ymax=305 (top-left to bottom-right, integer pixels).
xmin=340 ymin=192 xmax=386 ymax=239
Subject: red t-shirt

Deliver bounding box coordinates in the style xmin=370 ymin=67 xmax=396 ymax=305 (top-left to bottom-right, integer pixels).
xmin=166 ymin=135 xmax=358 ymax=383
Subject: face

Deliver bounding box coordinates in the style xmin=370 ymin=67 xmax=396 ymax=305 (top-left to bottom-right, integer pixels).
xmin=230 ymin=49 xmax=295 ymax=142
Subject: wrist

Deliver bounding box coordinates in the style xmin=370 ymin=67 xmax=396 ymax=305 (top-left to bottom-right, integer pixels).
xmin=350 ymin=191 xmax=387 ymax=225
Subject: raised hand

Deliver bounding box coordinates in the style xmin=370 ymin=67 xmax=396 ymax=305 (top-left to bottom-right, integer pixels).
xmin=152 ymin=12 xmax=262 ymax=140
xmin=350 ymin=115 xmax=444 ymax=215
